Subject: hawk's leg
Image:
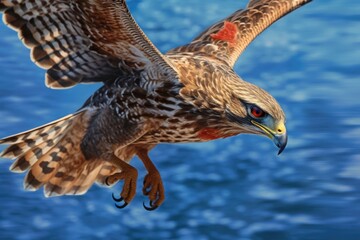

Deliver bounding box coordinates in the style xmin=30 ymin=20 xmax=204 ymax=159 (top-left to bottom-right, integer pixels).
xmin=105 ymin=154 xmax=138 ymax=209
xmin=136 ymin=148 xmax=165 ymax=211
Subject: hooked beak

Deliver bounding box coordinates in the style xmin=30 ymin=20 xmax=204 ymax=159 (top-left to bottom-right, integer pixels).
xmin=274 ymin=132 xmax=288 ymax=155
xmin=251 ymin=120 xmax=288 ymax=155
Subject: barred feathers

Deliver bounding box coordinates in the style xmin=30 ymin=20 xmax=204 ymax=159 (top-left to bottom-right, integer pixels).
xmin=0 ymin=110 xmax=113 ymax=197
xmin=0 ymin=0 xmax=120 ymax=88
xmin=0 ymin=0 xmax=178 ymax=89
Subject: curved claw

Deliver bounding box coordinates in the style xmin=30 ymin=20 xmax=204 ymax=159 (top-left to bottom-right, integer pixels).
xmin=112 ymin=193 xmax=123 ymax=202
xmin=115 ymin=201 xmax=128 ymax=209
xmin=105 ymin=177 xmax=111 ymax=186
xmin=143 ymin=201 xmax=158 ymax=211
xmin=112 ymin=193 xmax=128 ymax=209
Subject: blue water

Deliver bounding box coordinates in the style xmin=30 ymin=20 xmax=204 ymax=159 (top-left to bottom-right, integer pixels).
xmin=0 ymin=0 xmax=359 ymax=239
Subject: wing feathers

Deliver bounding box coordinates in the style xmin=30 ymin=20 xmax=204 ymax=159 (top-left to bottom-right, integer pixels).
xmin=168 ymin=0 xmax=311 ymax=67
xmin=1 ymin=0 xmax=178 ymax=88
xmin=45 ymin=50 xmax=115 ymax=88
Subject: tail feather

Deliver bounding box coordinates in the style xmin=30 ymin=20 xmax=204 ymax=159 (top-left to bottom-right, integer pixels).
xmin=1 ymin=141 xmax=30 ymax=159
xmin=23 ymin=170 xmax=44 ymax=191
xmin=23 ymin=147 xmax=68 ymax=191
xmin=1 ymin=109 xmax=123 ymax=197
xmin=2 ymin=113 xmax=79 ymax=173
xmin=0 ymin=110 xmax=111 ymax=196
xmin=44 ymin=165 xmax=78 ymax=197
xmin=44 ymin=161 xmax=103 ymax=197
xmin=70 ymin=163 xmax=103 ymax=195
xmin=0 ymin=113 xmax=75 ymax=145
xmin=10 ymin=133 xmax=65 ymax=172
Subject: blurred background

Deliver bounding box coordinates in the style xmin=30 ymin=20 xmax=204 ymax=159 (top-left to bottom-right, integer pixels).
xmin=0 ymin=0 xmax=359 ymax=239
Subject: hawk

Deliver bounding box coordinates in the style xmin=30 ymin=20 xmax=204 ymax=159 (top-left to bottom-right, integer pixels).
xmin=0 ymin=0 xmax=311 ymax=210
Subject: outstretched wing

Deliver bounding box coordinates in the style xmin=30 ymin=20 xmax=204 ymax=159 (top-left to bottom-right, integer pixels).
xmin=167 ymin=0 xmax=311 ymax=67
xmin=1 ymin=0 xmax=177 ymax=88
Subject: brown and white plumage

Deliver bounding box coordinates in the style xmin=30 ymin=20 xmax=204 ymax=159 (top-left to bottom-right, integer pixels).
xmin=1 ymin=0 xmax=177 ymax=88
xmin=169 ymin=0 xmax=310 ymax=66
xmin=0 ymin=0 xmax=311 ymax=209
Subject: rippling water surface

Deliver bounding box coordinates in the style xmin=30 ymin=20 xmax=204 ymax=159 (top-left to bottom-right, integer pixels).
xmin=0 ymin=1 xmax=359 ymax=239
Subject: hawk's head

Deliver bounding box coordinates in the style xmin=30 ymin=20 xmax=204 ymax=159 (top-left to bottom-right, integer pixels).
xmin=225 ymin=80 xmax=287 ymax=154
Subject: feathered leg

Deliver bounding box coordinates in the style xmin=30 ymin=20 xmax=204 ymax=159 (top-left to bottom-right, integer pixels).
xmin=136 ymin=148 xmax=165 ymax=211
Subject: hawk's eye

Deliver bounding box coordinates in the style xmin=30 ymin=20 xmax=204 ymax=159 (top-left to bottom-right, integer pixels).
xmin=250 ymin=106 xmax=266 ymax=119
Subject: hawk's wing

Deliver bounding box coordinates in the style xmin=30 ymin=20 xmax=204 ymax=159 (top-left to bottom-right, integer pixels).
xmin=1 ymin=0 xmax=177 ymax=88
xmin=167 ymin=0 xmax=311 ymax=67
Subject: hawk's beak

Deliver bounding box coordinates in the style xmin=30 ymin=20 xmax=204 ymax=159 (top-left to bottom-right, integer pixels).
xmin=274 ymin=132 xmax=287 ymax=155
xmin=251 ymin=120 xmax=287 ymax=155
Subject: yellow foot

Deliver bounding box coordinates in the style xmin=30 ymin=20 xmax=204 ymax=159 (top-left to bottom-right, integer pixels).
xmin=142 ymin=170 xmax=165 ymax=211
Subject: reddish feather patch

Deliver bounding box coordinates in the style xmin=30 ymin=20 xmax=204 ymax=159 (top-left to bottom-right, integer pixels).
xmin=198 ymin=128 xmax=236 ymax=141
xmin=198 ymin=128 xmax=221 ymax=140
xmin=210 ymin=21 xmax=238 ymax=46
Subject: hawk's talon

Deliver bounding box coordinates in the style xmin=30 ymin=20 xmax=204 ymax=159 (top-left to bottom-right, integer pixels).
xmin=106 ymin=165 xmax=138 ymax=209
xmin=141 ymin=172 xmax=165 ymax=208
xmin=112 ymin=192 xmax=123 ymax=202
xmin=105 ymin=177 xmax=113 ymax=186
xmin=115 ymin=201 xmax=128 ymax=209
xmin=111 ymin=193 xmax=128 ymax=208
xmin=143 ymin=200 xmax=158 ymax=211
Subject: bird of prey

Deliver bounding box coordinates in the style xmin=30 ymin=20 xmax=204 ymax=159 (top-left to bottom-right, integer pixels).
xmin=0 ymin=0 xmax=311 ymax=210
